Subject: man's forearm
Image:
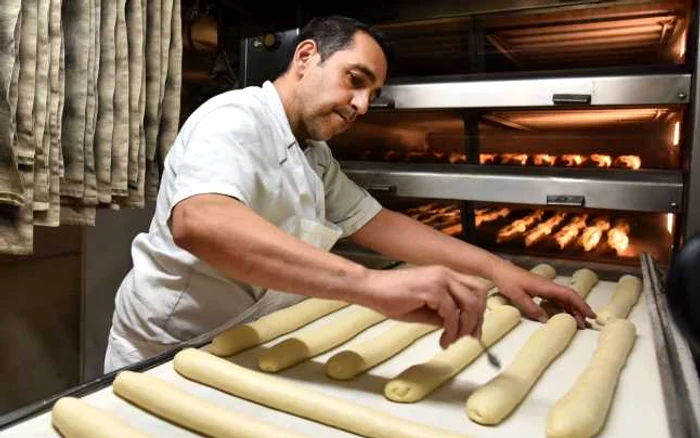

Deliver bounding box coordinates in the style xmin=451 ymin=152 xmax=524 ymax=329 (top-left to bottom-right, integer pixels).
xmin=172 ymin=194 xmax=372 ymax=304
xmin=351 ymin=208 xmax=507 ymax=280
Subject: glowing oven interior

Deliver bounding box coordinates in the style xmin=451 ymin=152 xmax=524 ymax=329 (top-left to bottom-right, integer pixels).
xmin=394 ymin=200 xmax=674 ymax=266
xmin=330 ymin=106 xmax=682 ymax=266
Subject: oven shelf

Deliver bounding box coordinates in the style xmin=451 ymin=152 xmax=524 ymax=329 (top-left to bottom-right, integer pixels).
xmin=373 ymin=73 xmax=690 ymax=109
xmin=342 ymin=162 xmax=682 ymax=213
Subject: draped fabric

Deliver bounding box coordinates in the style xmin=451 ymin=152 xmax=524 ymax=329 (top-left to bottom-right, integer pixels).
xmin=0 ymin=0 xmax=181 ymax=253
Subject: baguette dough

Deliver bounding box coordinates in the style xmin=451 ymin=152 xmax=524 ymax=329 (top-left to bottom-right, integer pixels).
xmin=112 ymin=371 xmax=309 ymax=438
xmin=568 ymin=268 xmax=599 ymax=299
xmin=326 ymin=322 xmax=438 ymax=380
xmin=384 ymin=305 xmax=521 ymax=403
xmin=487 ymin=264 xmax=557 ymax=310
xmin=52 ymin=397 xmax=149 ymax=438
xmin=546 ymin=319 xmax=636 ymax=438
xmin=466 ymin=313 xmax=577 ymax=425
xmin=209 ymin=298 xmax=348 ymax=356
xmin=595 ymin=275 xmax=642 ymax=325
xmin=542 ymin=269 xmax=598 ymax=316
xmin=174 ymin=348 xmax=470 ymax=438
xmin=258 ymin=305 xmax=386 ymax=372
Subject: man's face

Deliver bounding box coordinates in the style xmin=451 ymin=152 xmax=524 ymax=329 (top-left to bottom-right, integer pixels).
xmin=295 ymin=31 xmax=387 ymax=141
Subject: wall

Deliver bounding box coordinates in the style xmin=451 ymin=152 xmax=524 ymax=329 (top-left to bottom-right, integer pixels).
xmin=0 ymin=203 xmax=155 ymax=417
xmin=0 ymin=226 xmax=83 ymax=415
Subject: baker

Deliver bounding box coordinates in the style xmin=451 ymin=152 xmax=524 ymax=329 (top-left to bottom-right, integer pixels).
xmin=104 ymin=15 xmax=594 ymax=372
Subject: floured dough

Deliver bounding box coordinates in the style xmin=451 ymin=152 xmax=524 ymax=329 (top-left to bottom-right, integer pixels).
xmin=546 ymin=319 xmax=636 ymax=438
xmin=258 ymin=305 xmax=386 ymax=372
xmin=174 ymin=348 xmax=470 ymax=438
xmin=466 ymin=313 xmax=577 ymax=425
xmin=487 ymin=264 xmax=557 ymax=310
xmin=113 ymin=371 xmax=309 ymax=438
xmin=209 ymin=298 xmax=348 ymax=356
xmin=596 ymin=275 xmax=642 ymax=325
xmin=326 ymin=322 xmax=437 ymax=380
xmin=52 ymin=397 xmax=149 ymax=438
xmin=568 ymin=268 xmax=599 ymax=298
xmin=542 ymin=269 xmax=598 ymax=316
xmin=384 ymin=305 xmax=521 ymax=403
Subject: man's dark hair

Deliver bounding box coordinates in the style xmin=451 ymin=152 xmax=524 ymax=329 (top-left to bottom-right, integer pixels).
xmin=280 ymin=16 xmax=392 ymax=74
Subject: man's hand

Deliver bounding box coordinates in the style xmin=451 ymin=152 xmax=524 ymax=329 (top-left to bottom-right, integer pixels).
xmin=358 ymin=265 xmax=488 ymax=349
xmin=490 ymin=261 xmax=596 ymax=328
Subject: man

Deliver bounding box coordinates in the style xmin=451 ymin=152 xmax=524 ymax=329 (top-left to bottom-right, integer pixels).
xmin=105 ymin=16 xmax=594 ymax=372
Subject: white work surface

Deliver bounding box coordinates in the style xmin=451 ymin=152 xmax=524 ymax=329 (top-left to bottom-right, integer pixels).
xmin=1 ymin=276 xmax=671 ymax=438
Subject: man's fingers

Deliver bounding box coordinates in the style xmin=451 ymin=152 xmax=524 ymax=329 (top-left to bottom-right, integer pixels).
xmin=438 ymin=295 xmax=459 ymax=349
xmin=572 ymin=310 xmax=586 ymax=329
xmin=472 ymin=308 xmax=484 ymax=339
xmin=514 ymin=293 xmax=549 ymax=323
xmin=396 ymin=308 xmax=443 ymax=326
xmin=537 ymin=281 xmax=596 ymax=319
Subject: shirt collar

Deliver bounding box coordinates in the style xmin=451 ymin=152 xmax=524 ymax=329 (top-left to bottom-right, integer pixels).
xmin=261 ymin=81 xmax=298 ymax=164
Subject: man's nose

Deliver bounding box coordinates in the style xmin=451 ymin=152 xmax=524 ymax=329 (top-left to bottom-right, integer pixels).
xmin=351 ymin=90 xmax=372 ymax=116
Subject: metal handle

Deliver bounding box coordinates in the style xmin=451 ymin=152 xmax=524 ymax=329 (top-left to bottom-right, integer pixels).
xmin=369 ymin=98 xmax=396 ymax=109
xmin=552 ymin=93 xmax=592 ymax=105
xmin=547 ymin=194 xmax=585 ymax=207
xmin=365 ymin=184 xmax=397 ymax=193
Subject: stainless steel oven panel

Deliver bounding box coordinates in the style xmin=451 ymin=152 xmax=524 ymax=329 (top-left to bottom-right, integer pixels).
xmin=684 ymin=18 xmax=700 ymax=240
xmin=374 ymin=74 xmax=690 ymax=109
xmin=343 ymin=162 xmax=683 ymax=212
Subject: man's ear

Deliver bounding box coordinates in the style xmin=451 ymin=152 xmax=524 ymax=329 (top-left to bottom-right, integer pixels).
xmin=292 ymin=39 xmax=318 ymax=77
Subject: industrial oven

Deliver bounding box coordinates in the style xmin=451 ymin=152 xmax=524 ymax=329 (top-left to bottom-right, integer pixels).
xmin=319 ymin=0 xmax=699 ymax=278
xmin=1 ymin=1 xmax=700 ymax=437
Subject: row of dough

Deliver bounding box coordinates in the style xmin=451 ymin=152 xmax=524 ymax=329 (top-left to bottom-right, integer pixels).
xmin=52 ymin=266 xmax=642 ymax=437
xmin=208 ymin=265 xmax=641 ymax=386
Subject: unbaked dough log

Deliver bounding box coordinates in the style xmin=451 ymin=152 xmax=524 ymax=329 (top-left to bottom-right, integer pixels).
xmin=568 ymin=268 xmax=599 ymax=298
xmin=596 ymin=275 xmax=642 ymax=326
xmin=326 ymin=322 xmax=438 ymax=380
xmin=466 ymin=313 xmax=577 ymax=425
xmin=487 ymin=264 xmax=557 ymax=310
xmin=546 ymin=319 xmax=636 ymax=438
xmin=384 ymin=305 xmax=521 ymax=403
xmin=258 ymin=305 xmax=386 ymax=372
xmin=174 ymin=348 xmax=470 ymax=438
xmin=112 ymin=371 xmax=309 ymax=438
xmin=542 ymin=269 xmax=598 ymax=316
xmin=52 ymin=397 xmax=149 ymax=438
xmin=209 ymin=298 xmax=349 ymax=356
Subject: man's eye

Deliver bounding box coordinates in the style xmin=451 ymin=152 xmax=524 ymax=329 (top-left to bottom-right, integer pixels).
xmin=347 ymin=71 xmax=363 ymax=87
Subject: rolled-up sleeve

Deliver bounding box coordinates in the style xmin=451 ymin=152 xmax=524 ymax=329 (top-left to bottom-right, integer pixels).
xmin=169 ymin=107 xmax=268 ymax=219
xmin=314 ymin=143 xmax=382 ymax=238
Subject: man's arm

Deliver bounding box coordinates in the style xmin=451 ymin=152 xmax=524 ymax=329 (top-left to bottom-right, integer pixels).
xmin=171 ymin=194 xmax=488 ymax=347
xmin=350 ymin=208 xmax=596 ymax=327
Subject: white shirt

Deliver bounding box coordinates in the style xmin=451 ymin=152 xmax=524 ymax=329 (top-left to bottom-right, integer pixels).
xmin=111 ymin=81 xmax=382 ymax=349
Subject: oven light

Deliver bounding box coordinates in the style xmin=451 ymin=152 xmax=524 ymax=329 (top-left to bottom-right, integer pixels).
xmin=673 ymin=121 xmax=681 ymax=146
xmin=679 ymin=30 xmax=687 ymax=59
xmin=667 ymin=213 xmax=675 ymax=235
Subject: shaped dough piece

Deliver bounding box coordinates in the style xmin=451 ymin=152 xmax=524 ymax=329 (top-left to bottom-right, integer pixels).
xmin=466 ymin=313 xmax=577 ymax=425
xmin=174 ymin=348 xmax=470 ymax=438
xmin=209 ymin=298 xmax=349 ymax=356
xmin=596 ymin=275 xmax=642 ymax=325
xmin=113 ymin=371 xmax=309 ymax=438
xmin=326 ymin=322 xmax=438 ymax=380
xmin=546 ymin=319 xmax=636 ymax=438
xmin=52 ymin=397 xmax=149 ymax=438
xmin=568 ymin=268 xmax=599 ymax=298
xmin=385 ymin=305 xmax=521 ymax=403
xmin=542 ymin=269 xmax=598 ymax=316
xmin=487 ymin=264 xmax=557 ymax=310
xmin=258 ymin=305 xmax=386 ymax=372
